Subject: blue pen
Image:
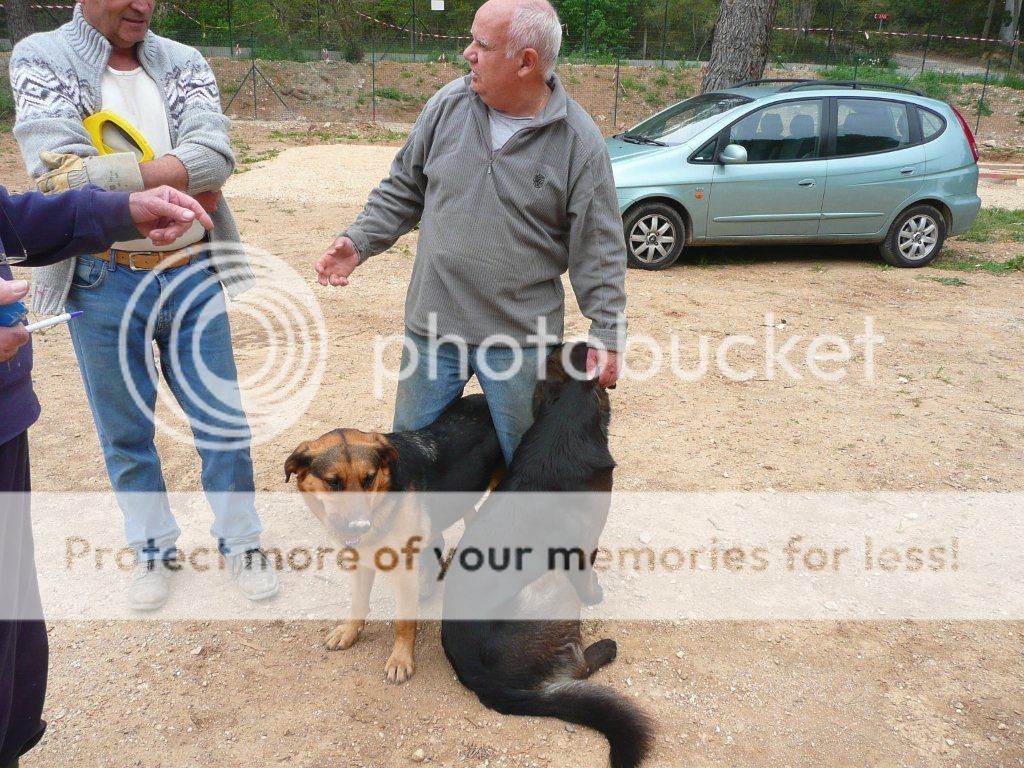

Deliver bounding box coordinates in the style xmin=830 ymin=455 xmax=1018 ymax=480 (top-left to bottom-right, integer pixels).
xmin=25 ymin=310 xmax=83 ymax=333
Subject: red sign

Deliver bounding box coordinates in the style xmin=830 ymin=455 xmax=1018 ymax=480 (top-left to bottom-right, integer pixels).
xmin=874 ymin=13 xmax=891 ymax=20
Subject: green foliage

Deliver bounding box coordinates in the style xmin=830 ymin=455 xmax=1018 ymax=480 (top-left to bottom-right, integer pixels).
xmin=955 ymin=208 xmax=1024 ymax=243
xmin=917 ymin=275 xmax=970 ymax=287
xmin=557 ymin=0 xmax=638 ymax=55
xmin=376 ymin=87 xmax=420 ymax=103
xmin=0 ymin=80 xmax=15 ymax=128
xmin=644 ymin=92 xmax=665 ymax=106
xmin=343 ymin=41 xmax=365 ymax=64
xmin=233 ymin=146 xmax=281 ymax=173
xmin=913 ymin=71 xmax=958 ymax=101
xmin=932 ymin=251 xmax=1024 ymax=274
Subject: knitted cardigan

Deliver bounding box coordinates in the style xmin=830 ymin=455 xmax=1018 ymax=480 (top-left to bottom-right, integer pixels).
xmin=9 ymin=5 xmax=254 ymax=315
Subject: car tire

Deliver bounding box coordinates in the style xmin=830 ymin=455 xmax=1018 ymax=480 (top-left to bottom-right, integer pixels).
xmin=879 ymin=204 xmax=946 ymax=268
xmin=623 ymin=203 xmax=686 ymax=270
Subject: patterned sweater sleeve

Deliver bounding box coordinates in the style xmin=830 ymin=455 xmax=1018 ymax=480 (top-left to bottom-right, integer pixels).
xmin=9 ymin=39 xmax=98 ymax=179
xmin=164 ymin=49 xmax=236 ymax=194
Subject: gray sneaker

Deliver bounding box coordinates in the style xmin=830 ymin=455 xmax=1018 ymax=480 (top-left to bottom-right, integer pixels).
xmin=228 ymin=549 xmax=280 ymax=601
xmin=127 ymin=559 xmax=171 ymax=611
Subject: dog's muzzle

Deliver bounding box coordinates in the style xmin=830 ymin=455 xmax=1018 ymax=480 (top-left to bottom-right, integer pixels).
xmin=325 ymin=512 xmax=372 ymax=546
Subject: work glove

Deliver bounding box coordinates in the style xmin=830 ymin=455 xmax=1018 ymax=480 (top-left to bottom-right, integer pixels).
xmin=36 ymin=151 xmax=145 ymax=194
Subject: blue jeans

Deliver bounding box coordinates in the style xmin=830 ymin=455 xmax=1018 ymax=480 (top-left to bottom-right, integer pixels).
xmin=65 ymin=254 xmax=261 ymax=559
xmin=393 ymin=329 xmax=553 ymax=464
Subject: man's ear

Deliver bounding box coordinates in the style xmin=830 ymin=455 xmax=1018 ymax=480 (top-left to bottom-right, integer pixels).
xmin=518 ymin=47 xmax=540 ymax=76
xmin=284 ymin=442 xmax=313 ymax=483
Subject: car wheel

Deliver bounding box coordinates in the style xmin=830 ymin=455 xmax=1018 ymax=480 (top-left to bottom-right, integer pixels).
xmin=879 ymin=204 xmax=946 ymax=268
xmin=623 ymin=203 xmax=685 ymax=270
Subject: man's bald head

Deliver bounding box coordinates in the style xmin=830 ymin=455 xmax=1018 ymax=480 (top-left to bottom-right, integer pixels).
xmin=479 ymin=0 xmax=562 ymax=80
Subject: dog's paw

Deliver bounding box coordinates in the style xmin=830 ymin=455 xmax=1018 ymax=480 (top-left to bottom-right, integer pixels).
xmin=384 ymin=649 xmax=416 ymax=684
xmin=592 ymin=638 xmax=617 ymax=661
xmin=325 ymin=622 xmax=363 ymax=651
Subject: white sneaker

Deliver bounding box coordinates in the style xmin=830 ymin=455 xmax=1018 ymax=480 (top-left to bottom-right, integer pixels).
xmin=127 ymin=559 xmax=171 ymax=611
xmin=228 ymin=549 xmax=280 ymax=602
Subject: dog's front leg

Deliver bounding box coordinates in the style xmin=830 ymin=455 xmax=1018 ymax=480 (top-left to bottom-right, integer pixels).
xmin=325 ymin=565 xmax=376 ymax=651
xmin=384 ymin=566 xmax=418 ymax=683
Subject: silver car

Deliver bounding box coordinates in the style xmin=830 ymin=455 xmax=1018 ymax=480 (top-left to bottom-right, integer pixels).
xmin=607 ymin=79 xmax=982 ymax=269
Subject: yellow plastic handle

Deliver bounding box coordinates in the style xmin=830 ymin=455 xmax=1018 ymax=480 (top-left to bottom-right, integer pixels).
xmin=83 ymin=110 xmax=155 ymax=163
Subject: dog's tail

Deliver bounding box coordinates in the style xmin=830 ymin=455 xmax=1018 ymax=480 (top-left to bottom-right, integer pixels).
xmin=477 ymin=680 xmax=652 ymax=768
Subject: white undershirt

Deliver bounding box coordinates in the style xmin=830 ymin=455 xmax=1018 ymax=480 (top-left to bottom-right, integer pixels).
xmin=487 ymin=107 xmax=535 ymax=152
xmin=101 ymin=66 xmax=205 ymax=251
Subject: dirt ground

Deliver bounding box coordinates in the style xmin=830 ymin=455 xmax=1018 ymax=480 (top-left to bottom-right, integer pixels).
xmin=4 ymin=125 xmax=1024 ymax=767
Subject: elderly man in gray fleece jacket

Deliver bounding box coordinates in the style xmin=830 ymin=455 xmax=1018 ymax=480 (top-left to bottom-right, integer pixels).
xmin=316 ymin=0 xmax=627 ymax=468
xmin=10 ymin=0 xmax=278 ymax=612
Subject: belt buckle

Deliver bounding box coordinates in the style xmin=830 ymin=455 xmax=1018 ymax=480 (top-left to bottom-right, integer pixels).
xmin=128 ymin=251 xmax=152 ymax=270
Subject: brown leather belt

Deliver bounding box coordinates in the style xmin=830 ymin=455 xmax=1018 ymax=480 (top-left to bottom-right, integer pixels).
xmin=94 ymin=247 xmax=195 ymax=271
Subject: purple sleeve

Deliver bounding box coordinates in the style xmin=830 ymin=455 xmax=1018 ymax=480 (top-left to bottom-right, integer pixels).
xmin=0 ymin=185 xmax=139 ymax=267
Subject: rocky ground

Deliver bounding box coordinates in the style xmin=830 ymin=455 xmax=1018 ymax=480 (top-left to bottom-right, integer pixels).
xmin=3 ymin=124 xmax=1022 ymax=766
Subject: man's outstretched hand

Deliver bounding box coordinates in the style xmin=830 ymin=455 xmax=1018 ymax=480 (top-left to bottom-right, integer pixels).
xmin=315 ymin=236 xmax=360 ymax=287
xmin=129 ymin=186 xmax=214 ymax=246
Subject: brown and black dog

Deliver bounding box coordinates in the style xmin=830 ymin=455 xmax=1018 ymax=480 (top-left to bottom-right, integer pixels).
xmin=285 ymin=394 xmax=504 ymax=682
xmin=441 ymin=344 xmax=653 ymax=768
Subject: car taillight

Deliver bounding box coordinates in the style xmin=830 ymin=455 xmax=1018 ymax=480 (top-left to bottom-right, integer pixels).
xmin=951 ymin=106 xmax=979 ymax=163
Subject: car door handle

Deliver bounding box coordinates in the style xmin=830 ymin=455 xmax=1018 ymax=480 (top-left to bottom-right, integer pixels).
xmin=900 ymin=167 xmax=916 ymax=175
xmin=798 ymin=179 xmax=816 ymax=188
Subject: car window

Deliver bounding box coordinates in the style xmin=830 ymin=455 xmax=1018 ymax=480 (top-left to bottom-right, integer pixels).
xmin=628 ymin=93 xmax=752 ymax=145
xmin=726 ymin=100 xmax=823 ymax=162
xmin=691 ymin=137 xmax=718 ymax=162
xmin=920 ymin=109 xmax=945 ymax=141
xmin=835 ymin=99 xmax=912 ymax=156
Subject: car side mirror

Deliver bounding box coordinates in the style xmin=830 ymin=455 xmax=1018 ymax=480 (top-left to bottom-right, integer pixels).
xmin=719 ymin=144 xmax=748 ymax=165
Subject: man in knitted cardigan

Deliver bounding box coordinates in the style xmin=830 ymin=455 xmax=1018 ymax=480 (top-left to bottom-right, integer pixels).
xmin=9 ymin=0 xmax=278 ymax=610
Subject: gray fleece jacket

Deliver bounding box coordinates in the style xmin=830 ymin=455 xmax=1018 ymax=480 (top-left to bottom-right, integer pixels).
xmin=9 ymin=4 xmax=254 ymax=315
xmin=344 ymin=75 xmax=627 ymax=350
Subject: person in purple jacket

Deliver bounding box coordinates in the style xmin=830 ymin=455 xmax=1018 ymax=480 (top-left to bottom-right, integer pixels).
xmin=0 ymin=183 xmax=211 ymax=768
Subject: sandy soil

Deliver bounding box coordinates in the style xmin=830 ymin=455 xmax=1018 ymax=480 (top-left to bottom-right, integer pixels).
xmin=5 ymin=128 xmax=1024 ymax=767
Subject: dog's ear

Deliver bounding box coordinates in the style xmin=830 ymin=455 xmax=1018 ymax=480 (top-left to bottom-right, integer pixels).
xmin=568 ymin=342 xmax=590 ymax=379
xmin=376 ymin=437 xmax=400 ymax=470
xmin=284 ymin=441 xmax=313 ymax=483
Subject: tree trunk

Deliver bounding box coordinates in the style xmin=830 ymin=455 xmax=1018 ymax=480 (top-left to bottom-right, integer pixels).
xmin=982 ymin=0 xmax=999 ymax=39
xmin=5 ymin=0 xmax=36 ymax=47
xmin=1001 ymin=0 xmax=1022 ymax=42
xmin=701 ymin=0 xmax=781 ymax=93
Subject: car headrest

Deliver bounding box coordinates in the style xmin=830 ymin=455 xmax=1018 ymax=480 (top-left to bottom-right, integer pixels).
xmin=789 ymin=114 xmax=815 ymax=138
xmin=757 ymin=112 xmax=784 ymax=138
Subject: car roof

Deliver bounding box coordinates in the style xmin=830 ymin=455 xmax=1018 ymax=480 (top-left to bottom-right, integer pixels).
xmin=717 ymin=79 xmax=948 ymax=109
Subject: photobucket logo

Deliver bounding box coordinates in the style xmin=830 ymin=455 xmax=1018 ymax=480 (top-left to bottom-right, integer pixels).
xmin=372 ymin=313 xmax=883 ymax=395
xmin=117 ymin=243 xmax=328 ymax=450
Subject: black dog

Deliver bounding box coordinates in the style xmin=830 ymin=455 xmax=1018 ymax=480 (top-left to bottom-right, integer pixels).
xmin=441 ymin=344 xmax=653 ymax=768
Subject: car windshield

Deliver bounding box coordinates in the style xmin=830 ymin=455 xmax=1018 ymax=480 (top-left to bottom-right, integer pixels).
xmin=624 ymin=93 xmax=753 ymax=145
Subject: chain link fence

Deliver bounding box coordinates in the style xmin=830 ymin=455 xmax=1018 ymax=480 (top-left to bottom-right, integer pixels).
xmin=2 ymin=3 xmax=1022 ymax=146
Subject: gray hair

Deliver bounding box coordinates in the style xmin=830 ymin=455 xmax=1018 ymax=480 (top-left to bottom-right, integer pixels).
xmin=505 ymin=1 xmax=562 ymax=80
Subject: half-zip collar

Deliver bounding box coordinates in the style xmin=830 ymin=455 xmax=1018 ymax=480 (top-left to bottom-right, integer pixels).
xmin=471 ymin=73 xmax=570 ymax=176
